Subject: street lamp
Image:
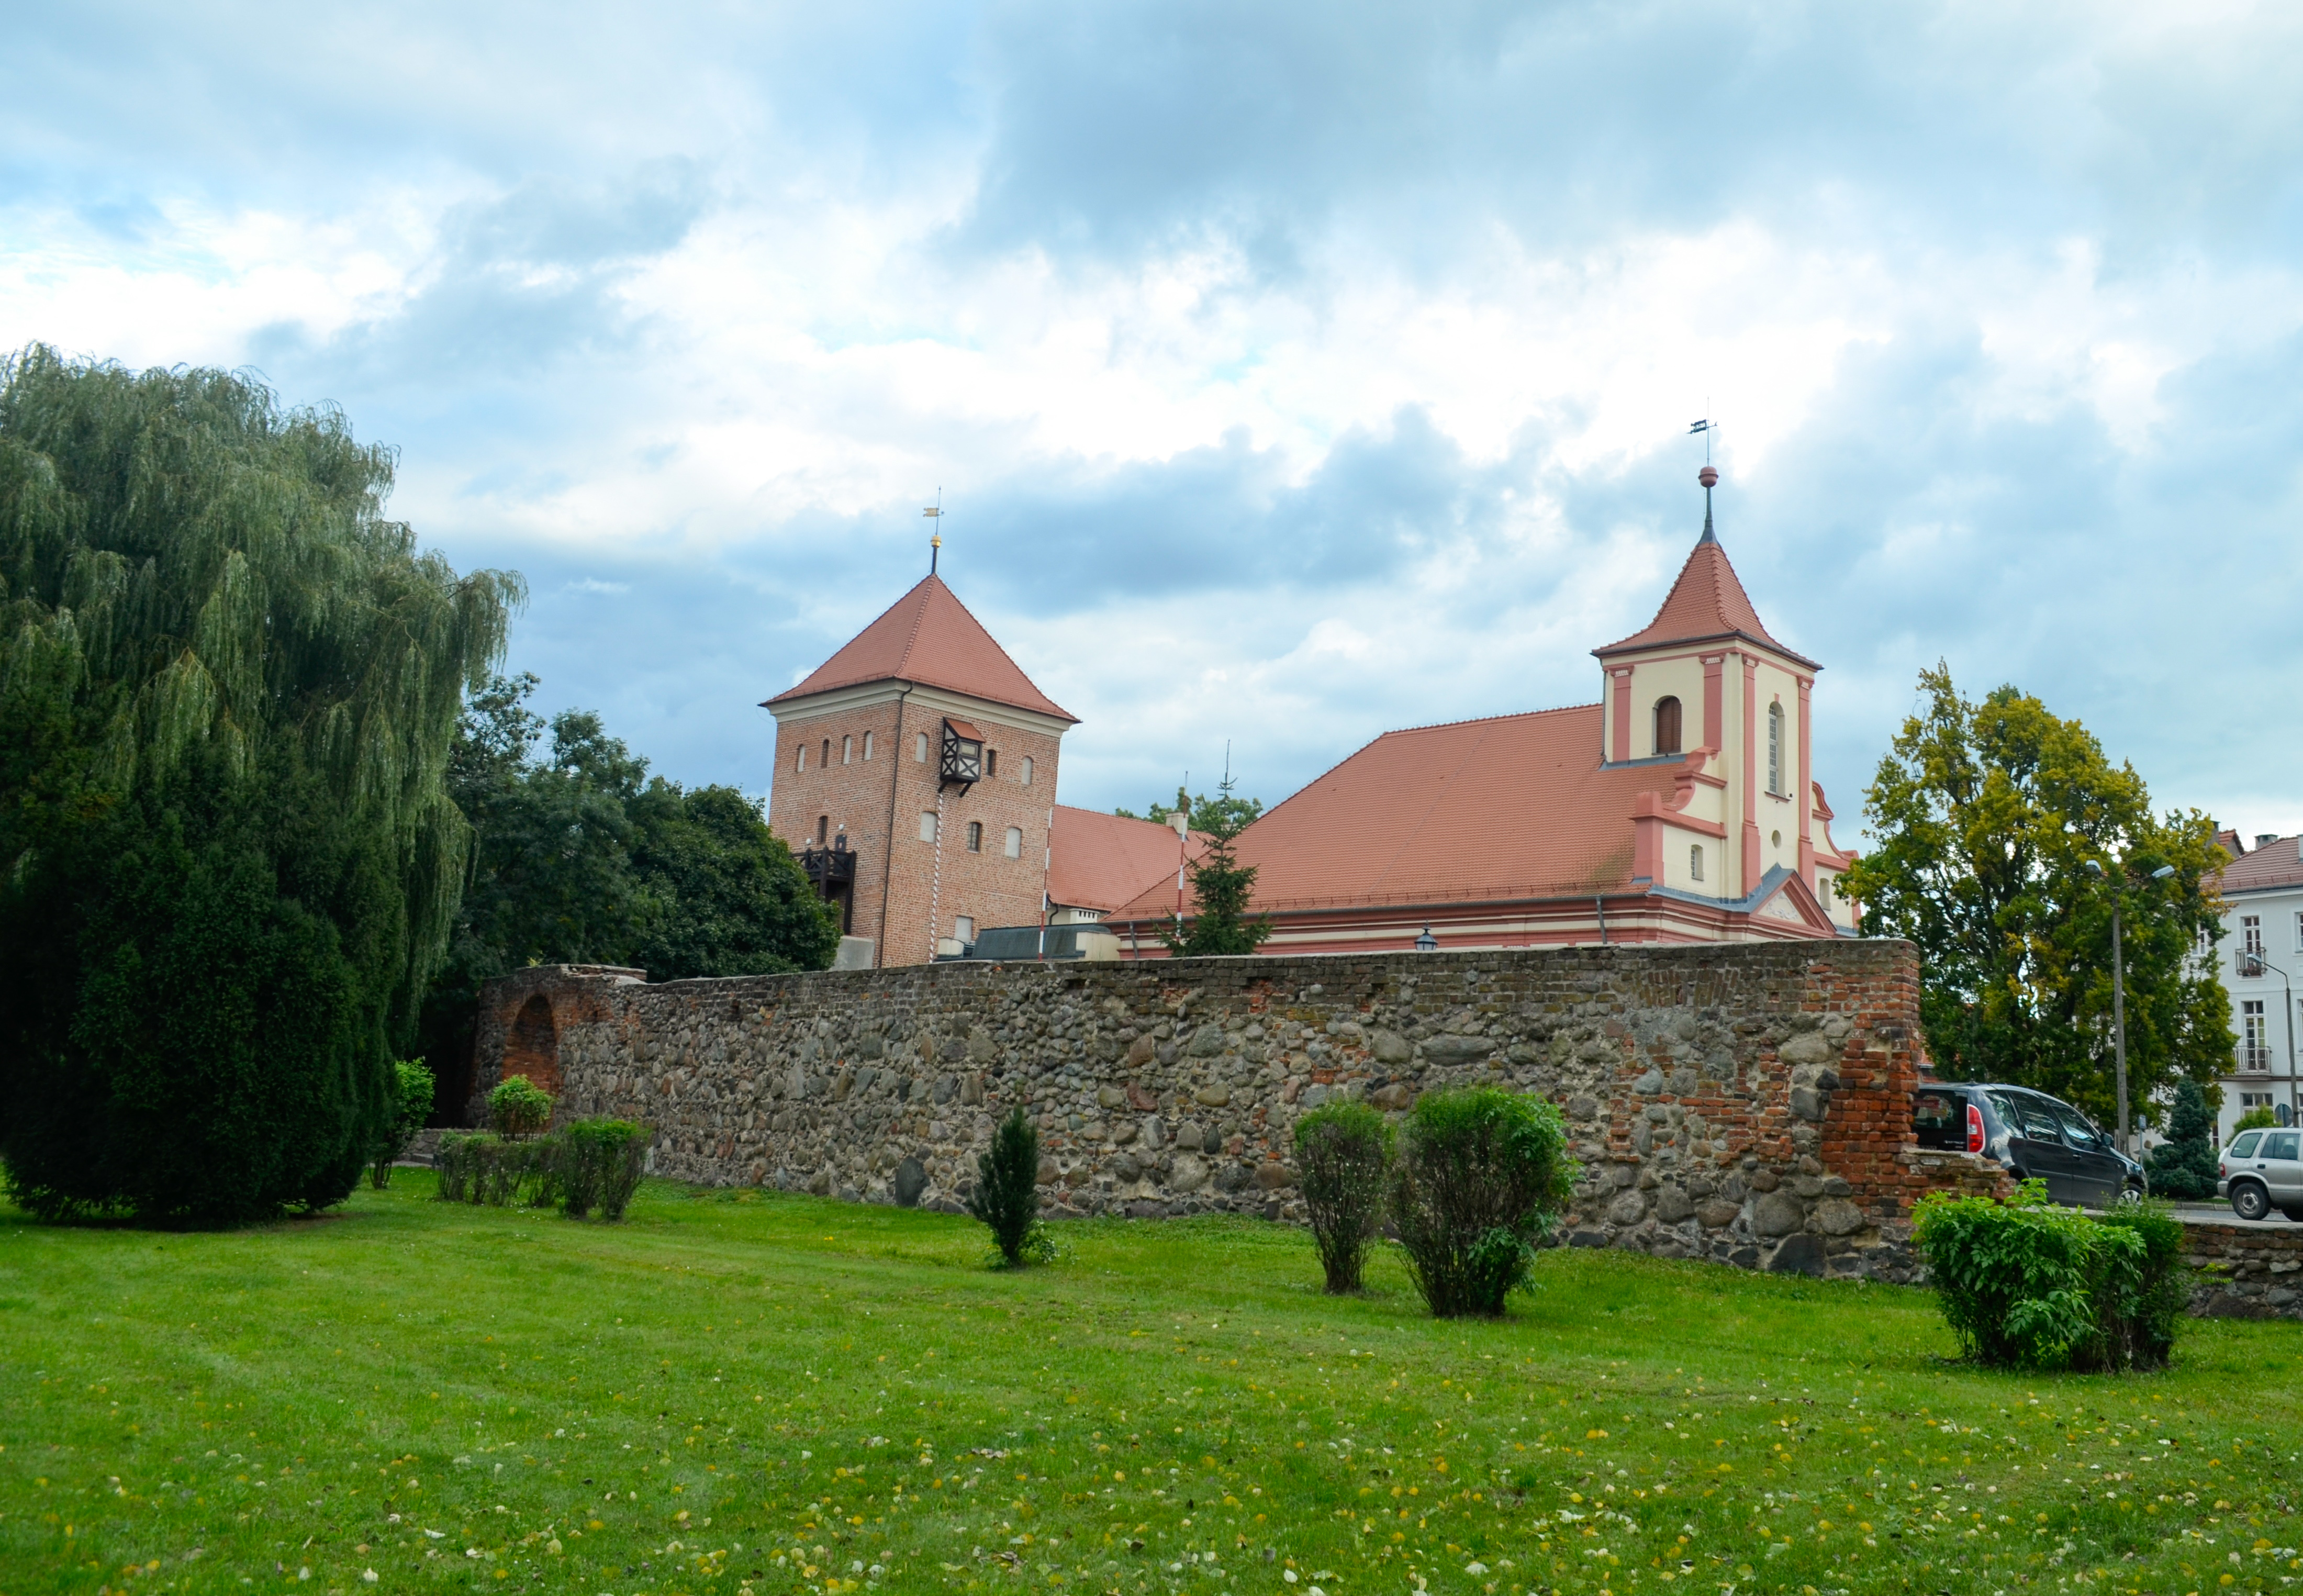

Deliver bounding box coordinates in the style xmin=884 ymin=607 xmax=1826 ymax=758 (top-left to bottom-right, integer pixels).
xmin=1414 ymin=925 xmax=1439 ymax=952
xmin=2235 ymin=948 xmax=2301 ymax=1131
xmin=2084 ymin=857 xmax=2177 ymax=1156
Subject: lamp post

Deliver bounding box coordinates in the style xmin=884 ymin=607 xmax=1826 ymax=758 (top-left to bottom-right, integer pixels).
xmin=2084 ymin=857 xmax=2177 ymax=1156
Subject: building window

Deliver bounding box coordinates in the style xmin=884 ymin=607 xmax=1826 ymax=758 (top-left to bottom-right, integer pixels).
xmin=821 ymin=738 xmax=832 ymax=770
xmin=1652 ymin=696 xmax=1682 ymax=756
xmin=1005 ymin=826 xmax=1023 ymax=859
xmin=966 ymin=821 xmax=983 ymax=853
xmin=863 ymin=731 xmax=874 ymax=761
xmin=2242 ymin=914 xmax=2264 ymax=974
xmin=1021 ymin=756 xmax=1034 ymax=787
xmin=795 ymin=742 xmax=807 ymax=773
xmin=815 ymin=814 xmax=828 ymax=845
xmin=919 ymin=811 xmax=937 ymax=843
xmin=986 ymin=748 xmax=998 ymax=778
xmin=1689 ymin=844 xmax=1703 ymax=882
xmin=841 ymin=735 xmax=853 ymax=764
xmin=954 ymin=916 xmax=975 ymax=943
xmin=2294 ymin=909 xmax=2302 ymax=952
xmin=1767 ymin=701 xmax=1784 ymax=794
xmin=915 ymin=732 xmax=929 ymax=763
xmin=2244 ymin=1000 xmax=2270 ymax=1070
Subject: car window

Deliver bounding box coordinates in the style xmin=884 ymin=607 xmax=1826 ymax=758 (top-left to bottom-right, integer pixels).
xmin=1989 ymin=1091 xmax=2064 ymax=1144
xmin=2230 ymin=1131 xmax=2264 ymax=1158
xmin=1912 ymin=1090 xmax=1963 ymax=1151
xmin=2265 ymin=1131 xmax=2301 ymax=1161
xmin=2049 ymin=1104 xmax=2109 ymax=1153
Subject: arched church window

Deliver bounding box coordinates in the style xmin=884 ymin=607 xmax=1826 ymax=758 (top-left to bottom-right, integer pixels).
xmin=1767 ymin=701 xmax=1785 ymax=794
xmin=1690 ymin=844 xmax=1704 ymax=883
xmin=1652 ymin=696 xmax=1682 ymax=756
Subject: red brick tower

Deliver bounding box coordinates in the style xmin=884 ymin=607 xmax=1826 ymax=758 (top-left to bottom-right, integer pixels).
xmin=763 ymin=575 xmax=1077 ymax=967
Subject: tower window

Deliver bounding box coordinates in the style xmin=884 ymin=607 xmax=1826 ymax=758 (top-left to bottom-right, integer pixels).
xmin=1653 ymin=696 xmax=1682 ymax=756
xmin=915 ymin=732 xmax=929 ymax=763
xmin=953 ymin=916 xmax=975 ymax=943
xmin=966 ymin=821 xmax=983 ymax=852
xmin=841 ymin=735 xmax=853 ymax=764
xmin=795 ymin=742 xmax=807 ymax=773
xmin=822 ymin=738 xmax=832 ymax=771
xmin=1021 ymin=756 xmax=1034 ymax=787
xmin=1690 ymin=844 xmax=1704 ymax=883
xmin=986 ymin=748 xmax=998 ymax=778
xmin=815 ymin=814 xmax=828 ymax=845
xmin=1004 ymin=826 xmax=1023 ymax=859
xmin=919 ymin=811 xmax=938 ymax=843
xmin=863 ymin=731 xmax=874 ymax=761
xmin=1767 ymin=701 xmax=1785 ymax=794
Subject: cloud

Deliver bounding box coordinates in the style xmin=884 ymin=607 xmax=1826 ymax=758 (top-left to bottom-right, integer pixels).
xmin=5 ymin=0 xmax=2302 ymax=840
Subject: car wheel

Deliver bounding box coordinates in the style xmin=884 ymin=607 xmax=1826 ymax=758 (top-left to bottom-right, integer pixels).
xmin=2232 ymin=1182 xmax=2272 ymax=1222
xmin=2117 ymin=1183 xmax=2144 ymax=1206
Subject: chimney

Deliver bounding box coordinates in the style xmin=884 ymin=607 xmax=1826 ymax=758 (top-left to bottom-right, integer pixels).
xmin=2258 ymin=834 xmax=2279 ymax=852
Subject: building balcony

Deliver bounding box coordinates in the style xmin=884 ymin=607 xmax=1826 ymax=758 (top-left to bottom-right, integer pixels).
xmin=2241 ymin=1044 xmax=2275 ymax=1073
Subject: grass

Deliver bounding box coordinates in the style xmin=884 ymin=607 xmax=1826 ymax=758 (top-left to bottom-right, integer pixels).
xmin=2 ymin=1176 xmax=2299 ymax=1596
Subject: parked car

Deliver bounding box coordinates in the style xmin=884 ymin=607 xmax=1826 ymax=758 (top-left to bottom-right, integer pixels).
xmin=1911 ymin=1081 xmax=2147 ymax=1208
xmin=2217 ymin=1127 xmax=2303 ymax=1222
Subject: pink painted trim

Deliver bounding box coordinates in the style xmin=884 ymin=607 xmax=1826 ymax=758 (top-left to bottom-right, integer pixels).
xmin=1796 ymin=675 xmax=1816 ymax=887
xmin=1702 ymin=654 xmax=1724 ymax=751
xmin=1611 ymin=668 xmax=1633 ymax=763
xmin=1739 ymin=653 xmax=1761 ymax=892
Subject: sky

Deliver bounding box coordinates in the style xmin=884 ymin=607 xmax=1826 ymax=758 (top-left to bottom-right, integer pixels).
xmin=6 ymin=1 xmax=2302 ymax=847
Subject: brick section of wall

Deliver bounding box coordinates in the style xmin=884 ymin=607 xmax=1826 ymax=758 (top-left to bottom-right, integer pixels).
xmin=473 ymin=941 xmax=2015 ymax=1282
xmin=2182 ymin=1220 xmax=2303 ymax=1321
xmin=770 ymin=703 xmax=1063 ymax=965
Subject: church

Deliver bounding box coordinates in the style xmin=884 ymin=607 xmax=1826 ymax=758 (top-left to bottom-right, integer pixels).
xmin=763 ymin=471 xmax=1859 ymax=966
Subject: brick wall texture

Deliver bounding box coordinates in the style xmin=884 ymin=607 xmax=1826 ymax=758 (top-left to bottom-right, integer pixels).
xmin=769 ymin=701 xmax=1061 ymax=965
xmin=468 ymin=939 xmax=2036 ymax=1283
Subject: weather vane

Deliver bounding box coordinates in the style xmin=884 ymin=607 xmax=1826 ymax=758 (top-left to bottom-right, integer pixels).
xmin=923 ymin=489 xmax=943 ymax=574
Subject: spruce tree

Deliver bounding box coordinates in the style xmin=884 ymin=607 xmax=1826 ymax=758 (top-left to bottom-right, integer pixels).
xmin=1162 ymin=771 xmax=1272 ymax=958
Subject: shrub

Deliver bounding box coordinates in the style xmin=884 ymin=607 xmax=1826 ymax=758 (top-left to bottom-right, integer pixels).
xmin=1293 ymin=1102 xmax=1394 ymax=1293
xmin=1390 ymin=1087 xmax=1577 ymax=1318
xmin=2233 ymin=1106 xmax=2278 ymax=1134
xmin=552 ymin=1119 xmax=652 ymax=1221
xmin=1913 ymin=1182 xmax=2190 ymax=1371
xmin=489 ymin=1076 xmax=554 ymax=1140
xmin=369 ymin=1061 xmax=438 ymax=1190
xmin=967 ymin=1107 xmax=1044 ymax=1267
xmin=433 ymin=1132 xmax=490 ymax=1203
xmin=2145 ymin=1078 xmax=2220 ymax=1200
xmin=433 ymin=1131 xmax=537 ymax=1207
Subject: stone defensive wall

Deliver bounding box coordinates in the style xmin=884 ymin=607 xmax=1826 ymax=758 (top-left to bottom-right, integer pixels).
xmin=469 ymin=940 xmax=2029 ymax=1283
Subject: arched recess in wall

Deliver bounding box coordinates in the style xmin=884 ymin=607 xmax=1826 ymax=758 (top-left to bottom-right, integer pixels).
xmin=504 ymin=992 xmax=563 ymax=1098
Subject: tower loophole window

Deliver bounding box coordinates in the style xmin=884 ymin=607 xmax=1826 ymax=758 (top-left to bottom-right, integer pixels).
xmin=1652 ymin=696 xmax=1682 ymax=756
xmin=1767 ymin=700 xmax=1785 ymax=794
xmin=815 ymin=814 xmax=829 ymax=845
xmin=965 ymin=821 xmax=983 ymax=853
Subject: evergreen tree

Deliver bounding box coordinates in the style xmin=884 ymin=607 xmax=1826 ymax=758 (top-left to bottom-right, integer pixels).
xmin=1161 ymin=771 xmax=1272 ymax=958
xmin=0 ymin=348 xmax=518 ymax=1222
xmin=2145 ymin=1078 xmax=2222 ymax=1200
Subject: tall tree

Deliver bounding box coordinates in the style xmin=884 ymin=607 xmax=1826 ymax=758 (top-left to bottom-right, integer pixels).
xmin=1839 ymin=665 xmax=2230 ymax=1127
xmin=0 ymin=347 xmax=519 ymax=1222
xmin=1116 ymin=785 xmax=1265 ymax=835
xmin=1162 ymin=772 xmax=1272 ymax=958
xmin=418 ymin=676 xmax=836 ymax=1112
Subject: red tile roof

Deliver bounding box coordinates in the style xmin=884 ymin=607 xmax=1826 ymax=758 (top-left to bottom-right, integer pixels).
xmin=1047 ymin=806 xmax=1211 ymax=915
xmin=1111 ymin=704 xmax=1692 ymax=920
xmin=765 ymin=575 xmax=1077 ymax=721
xmin=2217 ymin=833 xmax=2303 ymax=895
xmin=1596 ymin=534 xmax=1817 ymax=668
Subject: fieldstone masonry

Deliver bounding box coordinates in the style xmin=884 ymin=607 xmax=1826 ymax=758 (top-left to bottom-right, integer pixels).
xmin=468 ymin=940 xmax=2026 ymax=1282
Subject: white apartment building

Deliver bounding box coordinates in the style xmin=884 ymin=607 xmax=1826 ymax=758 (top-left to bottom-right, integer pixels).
xmin=2205 ymin=830 xmax=2303 ymax=1142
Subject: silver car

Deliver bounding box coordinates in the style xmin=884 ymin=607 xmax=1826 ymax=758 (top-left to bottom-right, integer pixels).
xmin=2218 ymin=1128 xmax=2303 ymax=1222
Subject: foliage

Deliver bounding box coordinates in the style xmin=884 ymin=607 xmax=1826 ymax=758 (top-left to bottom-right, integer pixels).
xmin=1115 ymin=783 xmax=1265 ymax=836
xmin=1913 ymin=1182 xmax=2189 ymax=1371
xmin=1159 ymin=769 xmax=1273 ymax=958
xmin=0 ymin=348 xmax=518 ymax=1224
xmin=548 ymin=1118 xmax=651 ymax=1221
xmin=2233 ymin=1106 xmax=2278 ymax=1133
xmin=966 ymin=1107 xmax=1045 ymax=1267
xmin=1839 ymin=665 xmax=2232 ymax=1129
xmin=1389 ymin=1087 xmax=1577 ymax=1318
xmin=2147 ymin=1078 xmax=2223 ymax=1200
xmin=416 ymin=676 xmax=839 ymax=1105
xmin=1293 ymin=1101 xmax=1394 ymax=1293
xmin=488 ymin=1076 xmax=555 ymax=1140
xmin=432 ymin=1131 xmax=535 ymax=1206
xmin=368 ymin=1060 xmax=438 ymax=1189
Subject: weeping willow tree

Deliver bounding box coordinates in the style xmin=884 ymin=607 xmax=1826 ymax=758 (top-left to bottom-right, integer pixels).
xmin=0 ymin=346 xmax=520 ymax=1223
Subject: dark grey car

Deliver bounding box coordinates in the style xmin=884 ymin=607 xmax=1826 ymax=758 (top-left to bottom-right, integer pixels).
xmin=1911 ymin=1081 xmax=2146 ymax=1208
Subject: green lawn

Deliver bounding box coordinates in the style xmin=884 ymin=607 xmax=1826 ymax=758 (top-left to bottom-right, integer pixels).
xmin=2 ymin=1176 xmax=2298 ymax=1596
